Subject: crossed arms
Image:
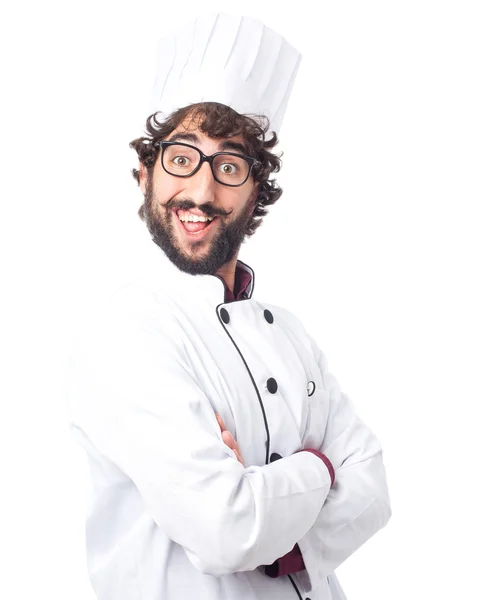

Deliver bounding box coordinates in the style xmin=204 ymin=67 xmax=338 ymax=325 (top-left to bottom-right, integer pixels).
xmin=67 ymin=313 xmax=391 ymax=593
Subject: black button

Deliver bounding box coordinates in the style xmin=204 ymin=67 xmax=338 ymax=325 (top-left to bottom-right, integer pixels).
xmin=266 ymin=378 xmax=278 ymax=394
xmin=264 ymin=309 xmax=274 ymax=324
xmin=220 ymin=308 xmax=230 ymax=324
xmin=270 ymin=452 xmax=282 ymax=462
xmin=307 ymin=381 xmax=316 ymax=396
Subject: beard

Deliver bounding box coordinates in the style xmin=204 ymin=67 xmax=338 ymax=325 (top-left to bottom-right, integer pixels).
xmin=142 ymin=178 xmax=255 ymax=276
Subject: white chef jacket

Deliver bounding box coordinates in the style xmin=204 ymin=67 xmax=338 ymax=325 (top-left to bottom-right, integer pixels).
xmin=65 ymin=243 xmax=391 ymax=600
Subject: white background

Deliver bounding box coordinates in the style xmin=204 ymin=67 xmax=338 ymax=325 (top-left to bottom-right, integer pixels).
xmin=1 ymin=1 xmax=478 ymax=598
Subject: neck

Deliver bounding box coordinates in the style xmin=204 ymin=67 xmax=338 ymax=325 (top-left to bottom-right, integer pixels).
xmin=215 ymin=255 xmax=238 ymax=295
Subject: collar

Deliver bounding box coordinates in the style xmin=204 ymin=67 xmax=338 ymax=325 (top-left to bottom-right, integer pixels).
xmin=220 ymin=263 xmax=253 ymax=302
xmin=141 ymin=242 xmax=255 ymax=304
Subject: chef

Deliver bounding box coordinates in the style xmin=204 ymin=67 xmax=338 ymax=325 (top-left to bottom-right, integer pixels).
xmin=65 ymin=12 xmax=392 ymax=600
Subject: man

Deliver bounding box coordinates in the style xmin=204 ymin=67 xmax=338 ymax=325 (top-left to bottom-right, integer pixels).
xmin=66 ymin=13 xmax=391 ymax=600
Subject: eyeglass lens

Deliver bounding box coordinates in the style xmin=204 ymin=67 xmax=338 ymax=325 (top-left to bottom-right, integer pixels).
xmin=162 ymin=144 xmax=250 ymax=185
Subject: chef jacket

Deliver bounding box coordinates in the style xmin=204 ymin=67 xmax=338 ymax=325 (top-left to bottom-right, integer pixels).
xmin=65 ymin=243 xmax=391 ymax=600
xmin=219 ymin=264 xmax=335 ymax=580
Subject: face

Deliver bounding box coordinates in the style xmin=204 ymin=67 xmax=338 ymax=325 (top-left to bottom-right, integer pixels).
xmin=139 ymin=119 xmax=259 ymax=276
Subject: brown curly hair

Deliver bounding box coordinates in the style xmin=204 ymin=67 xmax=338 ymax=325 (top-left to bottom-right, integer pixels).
xmin=129 ymin=102 xmax=283 ymax=237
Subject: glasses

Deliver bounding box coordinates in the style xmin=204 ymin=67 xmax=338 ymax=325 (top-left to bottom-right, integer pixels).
xmin=155 ymin=141 xmax=260 ymax=187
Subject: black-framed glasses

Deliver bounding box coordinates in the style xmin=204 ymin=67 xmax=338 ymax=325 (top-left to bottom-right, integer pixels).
xmin=154 ymin=141 xmax=260 ymax=187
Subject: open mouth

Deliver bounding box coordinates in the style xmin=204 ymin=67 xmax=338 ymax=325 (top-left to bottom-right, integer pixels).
xmin=174 ymin=210 xmax=219 ymax=237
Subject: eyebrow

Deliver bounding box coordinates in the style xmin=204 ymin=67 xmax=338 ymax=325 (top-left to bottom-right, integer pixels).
xmin=166 ymin=133 xmax=249 ymax=156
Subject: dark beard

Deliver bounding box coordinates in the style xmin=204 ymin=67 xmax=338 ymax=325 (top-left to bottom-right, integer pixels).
xmin=142 ymin=179 xmax=254 ymax=275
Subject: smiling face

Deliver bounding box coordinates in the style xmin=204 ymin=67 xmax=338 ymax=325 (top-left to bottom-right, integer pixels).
xmin=139 ymin=116 xmax=259 ymax=276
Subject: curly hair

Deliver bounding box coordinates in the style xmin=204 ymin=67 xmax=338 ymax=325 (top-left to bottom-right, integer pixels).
xmin=129 ymin=102 xmax=283 ymax=237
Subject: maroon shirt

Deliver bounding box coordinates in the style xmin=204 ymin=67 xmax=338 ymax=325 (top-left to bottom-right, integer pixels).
xmin=219 ymin=264 xmax=336 ymax=578
xmin=221 ymin=264 xmax=253 ymax=302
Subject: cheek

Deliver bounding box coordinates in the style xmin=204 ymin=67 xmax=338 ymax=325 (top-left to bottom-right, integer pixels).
xmin=151 ymin=170 xmax=183 ymax=204
xmin=232 ymin=185 xmax=256 ymax=207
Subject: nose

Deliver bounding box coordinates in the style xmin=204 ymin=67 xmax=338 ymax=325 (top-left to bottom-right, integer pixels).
xmin=187 ymin=160 xmax=217 ymax=205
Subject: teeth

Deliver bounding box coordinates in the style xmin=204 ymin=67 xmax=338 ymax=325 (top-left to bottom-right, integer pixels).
xmin=178 ymin=212 xmax=214 ymax=223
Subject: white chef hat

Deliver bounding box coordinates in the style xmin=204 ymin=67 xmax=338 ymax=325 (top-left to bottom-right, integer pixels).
xmin=149 ymin=13 xmax=302 ymax=135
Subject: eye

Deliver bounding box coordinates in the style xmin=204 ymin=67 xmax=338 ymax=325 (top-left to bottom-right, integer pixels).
xmin=172 ymin=156 xmax=191 ymax=167
xmin=218 ymin=162 xmax=238 ymax=175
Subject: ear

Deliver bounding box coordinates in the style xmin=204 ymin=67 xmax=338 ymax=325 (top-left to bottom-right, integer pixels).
xmin=139 ymin=163 xmax=148 ymax=194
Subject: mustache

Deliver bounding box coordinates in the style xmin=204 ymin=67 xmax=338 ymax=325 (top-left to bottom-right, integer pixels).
xmin=162 ymin=197 xmax=233 ymax=218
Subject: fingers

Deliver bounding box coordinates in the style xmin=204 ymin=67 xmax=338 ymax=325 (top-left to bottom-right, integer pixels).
xmin=216 ymin=413 xmax=245 ymax=467
xmin=215 ymin=413 xmax=226 ymax=432
xmin=217 ymin=415 xmax=236 ymax=448
xmin=232 ymin=447 xmax=245 ymax=467
xmin=221 ymin=429 xmax=245 ymax=466
xmin=222 ymin=430 xmax=236 ymax=449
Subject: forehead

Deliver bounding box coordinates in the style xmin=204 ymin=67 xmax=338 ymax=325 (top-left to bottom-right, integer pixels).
xmin=168 ymin=113 xmax=248 ymax=152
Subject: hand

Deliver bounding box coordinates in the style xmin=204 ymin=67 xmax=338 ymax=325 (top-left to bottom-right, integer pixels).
xmin=215 ymin=413 xmax=245 ymax=467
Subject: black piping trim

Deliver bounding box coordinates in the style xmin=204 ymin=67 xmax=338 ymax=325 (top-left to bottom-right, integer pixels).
xmin=287 ymin=574 xmax=304 ymax=600
xmin=236 ymin=258 xmax=255 ymax=299
xmin=214 ymin=273 xmax=305 ymax=599
xmin=215 ymin=302 xmax=271 ymax=465
xmin=210 ymin=259 xmax=256 ymax=303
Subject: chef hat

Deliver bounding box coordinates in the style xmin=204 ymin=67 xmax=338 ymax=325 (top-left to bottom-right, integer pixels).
xmin=150 ymin=13 xmax=302 ymax=135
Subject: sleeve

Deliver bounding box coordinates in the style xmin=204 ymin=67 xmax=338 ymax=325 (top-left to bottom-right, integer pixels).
xmin=294 ymin=338 xmax=392 ymax=593
xmin=65 ymin=305 xmax=336 ymax=578
xmin=264 ymin=543 xmax=305 ymax=578
xmin=264 ymin=449 xmax=335 ymax=579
